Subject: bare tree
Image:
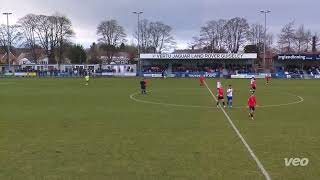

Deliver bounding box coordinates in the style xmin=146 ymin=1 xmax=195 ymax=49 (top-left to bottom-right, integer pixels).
xmin=278 ymin=21 xmax=295 ymax=53
xmin=294 ymin=25 xmax=308 ymax=52
xmin=97 ymin=19 xmax=126 ymax=46
xmin=32 ymin=15 xmax=51 ymax=61
xmin=0 ymin=24 xmax=23 ymax=48
xmin=304 ymin=29 xmax=312 ymax=52
xmin=196 ymin=19 xmax=227 ymax=52
xmin=224 ymin=17 xmax=249 ymax=53
xmin=246 ymin=23 xmax=264 ymax=45
xmin=188 ymin=36 xmax=202 ymax=51
xmin=135 ymin=19 xmax=175 ymax=53
xmin=215 ymin=19 xmax=227 ymax=51
xmin=18 ymin=14 xmax=39 ymax=61
xmin=246 ymin=23 xmax=274 ymax=53
xmin=149 ymin=21 xmax=175 ymax=53
xmin=312 ymin=33 xmax=320 ymax=52
xmin=54 ymin=14 xmax=74 ymax=64
xmin=97 ymin=19 xmax=126 ymax=62
xmin=137 ymin=19 xmax=151 ymax=52
xmin=199 ymin=20 xmax=218 ymax=52
xmin=46 ymin=15 xmax=74 ymax=63
xmin=267 ymin=33 xmax=274 ymax=47
xmin=20 ymin=14 xmax=74 ymax=63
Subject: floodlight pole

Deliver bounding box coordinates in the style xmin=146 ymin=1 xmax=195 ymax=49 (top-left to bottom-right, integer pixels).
xmin=260 ymin=10 xmax=270 ymax=72
xmin=133 ymin=11 xmax=143 ymax=76
xmin=3 ymin=12 xmax=12 ymax=71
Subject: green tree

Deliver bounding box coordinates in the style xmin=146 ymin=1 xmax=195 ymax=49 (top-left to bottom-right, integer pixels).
xmin=88 ymin=42 xmax=100 ymax=64
xmin=99 ymin=44 xmax=116 ymax=64
xmin=67 ymin=44 xmax=87 ymax=64
xmin=119 ymin=42 xmax=126 ymax=51
xmin=244 ymin=44 xmax=260 ymax=53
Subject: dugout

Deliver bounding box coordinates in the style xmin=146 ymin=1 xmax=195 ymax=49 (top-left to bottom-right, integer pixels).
xmin=140 ymin=53 xmax=257 ymax=77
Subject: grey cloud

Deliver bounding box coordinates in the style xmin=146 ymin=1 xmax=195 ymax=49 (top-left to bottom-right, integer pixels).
xmin=1 ymin=0 xmax=320 ymax=48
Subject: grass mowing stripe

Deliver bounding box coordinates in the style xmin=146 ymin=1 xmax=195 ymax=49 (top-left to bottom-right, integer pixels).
xmin=204 ymin=81 xmax=272 ymax=180
xmin=130 ymin=91 xmax=218 ymax=109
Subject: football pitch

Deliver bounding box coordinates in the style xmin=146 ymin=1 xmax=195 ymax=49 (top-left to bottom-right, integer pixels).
xmin=0 ymin=78 xmax=319 ymax=180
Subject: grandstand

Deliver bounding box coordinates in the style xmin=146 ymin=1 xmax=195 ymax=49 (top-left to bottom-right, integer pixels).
xmin=275 ymin=54 xmax=320 ymax=79
xmin=140 ymin=53 xmax=257 ymax=78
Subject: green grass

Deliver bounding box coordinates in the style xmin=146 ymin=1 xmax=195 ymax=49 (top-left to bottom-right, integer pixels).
xmin=0 ymin=78 xmax=319 ymax=180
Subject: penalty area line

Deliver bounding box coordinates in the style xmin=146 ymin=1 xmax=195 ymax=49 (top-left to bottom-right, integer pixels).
xmin=204 ymin=81 xmax=272 ymax=180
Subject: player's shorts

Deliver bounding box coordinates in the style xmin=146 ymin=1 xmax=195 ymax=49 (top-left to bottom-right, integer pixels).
xmin=218 ymin=96 xmax=224 ymax=100
xmin=251 ymin=86 xmax=256 ymax=90
xmin=141 ymin=86 xmax=146 ymax=90
xmin=227 ymin=96 xmax=233 ymax=101
xmin=249 ymin=106 xmax=255 ymax=111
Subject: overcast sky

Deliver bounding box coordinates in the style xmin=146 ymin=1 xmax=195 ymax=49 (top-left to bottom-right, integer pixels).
xmin=1 ymin=0 xmax=319 ymax=49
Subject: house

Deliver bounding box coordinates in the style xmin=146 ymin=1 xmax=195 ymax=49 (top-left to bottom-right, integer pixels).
xmin=37 ymin=57 xmax=49 ymax=64
xmin=0 ymin=52 xmax=17 ymax=64
xmin=13 ymin=53 xmax=33 ymax=65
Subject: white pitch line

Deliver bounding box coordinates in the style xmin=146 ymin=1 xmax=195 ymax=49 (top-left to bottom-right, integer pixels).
xmin=0 ymin=82 xmax=17 ymax=85
xmin=203 ymin=81 xmax=272 ymax=180
xmin=129 ymin=91 xmax=304 ymax=109
xmin=130 ymin=91 xmax=217 ymax=109
xmin=257 ymin=94 xmax=304 ymax=108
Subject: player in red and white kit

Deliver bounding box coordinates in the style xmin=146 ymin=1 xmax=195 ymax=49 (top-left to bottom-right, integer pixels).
xmin=265 ymin=74 xmax=271 ymax=85
xmin=250 ymin=77 xmax=257 ymax=93
xmin=248 ymin=92 xmax=257 ymax=120
xmin=199 ymin=75 xmax=205 ymax=86
xmin=216 ymin=86 xmax=226 ymax=108
xmin=217 ymin=80 xmax=222 ymax=89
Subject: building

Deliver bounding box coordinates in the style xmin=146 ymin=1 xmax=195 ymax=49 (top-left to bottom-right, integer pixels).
xmin=140 ymin=53 xmax=258 ymax=78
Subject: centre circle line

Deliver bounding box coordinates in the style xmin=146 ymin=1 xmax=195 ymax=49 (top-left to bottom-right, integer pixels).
xmin=129 ymin=90 xmax=304 ymax=109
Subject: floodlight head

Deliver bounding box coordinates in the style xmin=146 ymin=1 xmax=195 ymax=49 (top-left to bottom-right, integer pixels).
xmin=260 ymin=10 xmax=271 ymax=13
xmin=133 ymin=12 xmax=143 ymax=14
